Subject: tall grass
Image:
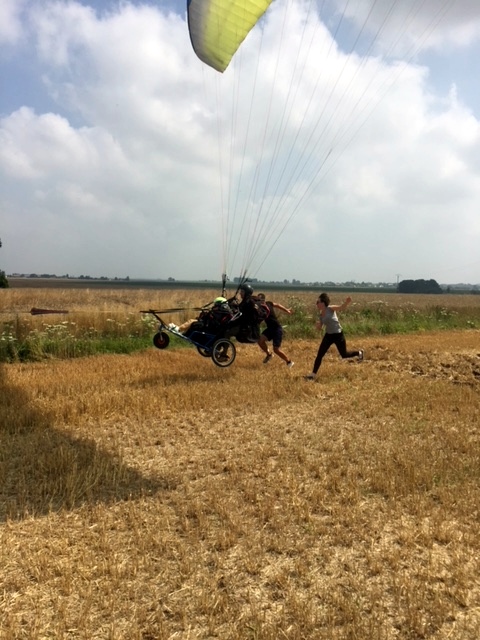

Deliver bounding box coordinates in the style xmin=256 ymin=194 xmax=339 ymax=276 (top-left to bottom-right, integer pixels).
xmin=343 ymin=300 xmax=479 ymax=336
xmin=1 ymin=288 xmax=479 ymax=362
xmin=0 ymin=313 xmax=157 ymax=361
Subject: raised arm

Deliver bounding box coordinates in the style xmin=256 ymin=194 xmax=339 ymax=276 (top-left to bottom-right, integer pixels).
xmin=272 ymin=302 xmax=292 ymax=315
xmin=330 ymin=296 xmax=352 ymax=312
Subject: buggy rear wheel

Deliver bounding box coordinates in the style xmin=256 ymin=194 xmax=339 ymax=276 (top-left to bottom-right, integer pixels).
xmin=211 ymin=338 xmax=236 ymax=367
xmin=153 ymin=331 xmax=170 ymax=349
xmin=197 ymin=346 xmax=211 ymax=357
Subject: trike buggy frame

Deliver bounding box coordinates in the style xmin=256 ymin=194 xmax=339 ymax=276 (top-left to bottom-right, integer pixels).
xmin=140 ymin=309 xmax=238 ymax=368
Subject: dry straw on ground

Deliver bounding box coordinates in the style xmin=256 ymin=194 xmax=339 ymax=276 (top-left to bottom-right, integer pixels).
xmin=1 ymin=287 xmax=480 ymax=639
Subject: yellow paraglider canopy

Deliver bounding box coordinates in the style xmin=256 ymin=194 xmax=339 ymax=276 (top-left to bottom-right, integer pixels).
xmin=187 ymin=0 xmax=273 ymax=72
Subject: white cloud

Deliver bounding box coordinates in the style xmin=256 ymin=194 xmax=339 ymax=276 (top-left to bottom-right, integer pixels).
xmin=1 ymin=0 xmax=480 ymax=284
xmin=0 ymin=0 xmax=26 ymax=46
xmin=333 ymin=0 xmax=480 ymax=54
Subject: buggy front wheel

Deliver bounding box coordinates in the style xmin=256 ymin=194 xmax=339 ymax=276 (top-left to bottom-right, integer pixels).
xmin=211 ymin=338 xmax=236 ymax=367
xmin=153 ymin=331 xmax=170 ymax=349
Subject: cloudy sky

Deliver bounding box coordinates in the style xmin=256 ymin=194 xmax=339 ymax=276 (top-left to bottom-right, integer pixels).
xmin=1 ymin=0 xmax=480 ymax=285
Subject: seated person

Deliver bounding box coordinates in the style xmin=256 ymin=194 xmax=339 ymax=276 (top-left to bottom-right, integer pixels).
xmin=182 ymin=296 xmax=234 ymax=337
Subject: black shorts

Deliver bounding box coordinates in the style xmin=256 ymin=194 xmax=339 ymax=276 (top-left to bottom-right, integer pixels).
xmin=262 ymin=325 xmax=283 ymax=348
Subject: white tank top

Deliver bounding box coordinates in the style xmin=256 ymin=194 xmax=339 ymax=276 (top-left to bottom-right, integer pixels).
xmin=323 ymin=307 xmax=342 ymax=334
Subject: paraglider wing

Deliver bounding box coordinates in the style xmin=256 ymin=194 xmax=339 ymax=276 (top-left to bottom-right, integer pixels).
xmin=187 ymin=0 xmax=273 ymax=73
xmin=186 ymin=0 xmax=457 ymax=284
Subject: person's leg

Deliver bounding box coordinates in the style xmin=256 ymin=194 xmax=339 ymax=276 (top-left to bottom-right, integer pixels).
xmin=312 ymin=334 xmax=333 ymax=374
xmin=271 ymin=328 xmax=291 ymax=364
xmin=273 ymin=346 xmax=289 ymax=362
xmin=258 ymin=333 xmax=269 ymax=355
xmin=333 ymin=332 xmax=360 ymax=359
xmin=259 ymin=330 xmax=274 ymax=362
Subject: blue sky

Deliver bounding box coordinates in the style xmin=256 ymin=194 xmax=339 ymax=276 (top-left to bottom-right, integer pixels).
xmin=1 ymin=0 xmax=480 ymax=284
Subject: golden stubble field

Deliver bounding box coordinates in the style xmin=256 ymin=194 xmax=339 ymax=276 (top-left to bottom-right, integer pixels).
xmin=1 ymin=287 xmax=480 ymax=639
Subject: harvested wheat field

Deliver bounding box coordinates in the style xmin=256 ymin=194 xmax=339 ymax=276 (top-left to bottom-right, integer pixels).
xmin=1 ymin=288 xmax=480 ymax=639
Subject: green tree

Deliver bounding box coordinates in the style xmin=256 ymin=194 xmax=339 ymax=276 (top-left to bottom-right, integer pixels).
xmin=398 ymin=278 xmax=442 ymax=294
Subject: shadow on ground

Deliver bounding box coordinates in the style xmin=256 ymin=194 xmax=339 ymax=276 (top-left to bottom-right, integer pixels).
xmin=0 ymin=363 xmax=174 ymax=522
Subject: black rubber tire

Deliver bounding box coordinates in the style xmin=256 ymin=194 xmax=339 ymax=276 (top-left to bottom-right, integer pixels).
xmin=211 ymin=338 xmax=236 ymax=367
xmin=153 ymin=331 xmax=170 ymax=349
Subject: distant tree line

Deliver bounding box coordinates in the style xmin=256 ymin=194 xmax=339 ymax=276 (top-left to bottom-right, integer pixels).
xmin=397 ymin=279 xmax=443 ymax=294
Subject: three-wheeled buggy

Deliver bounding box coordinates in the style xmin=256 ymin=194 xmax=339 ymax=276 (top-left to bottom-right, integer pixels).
xmin=141 ymin=305 xmax=241 ymax=367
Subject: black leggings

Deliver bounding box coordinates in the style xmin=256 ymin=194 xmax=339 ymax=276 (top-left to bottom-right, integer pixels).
xmin=313 ymin=331 xmax=359 ymax=374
